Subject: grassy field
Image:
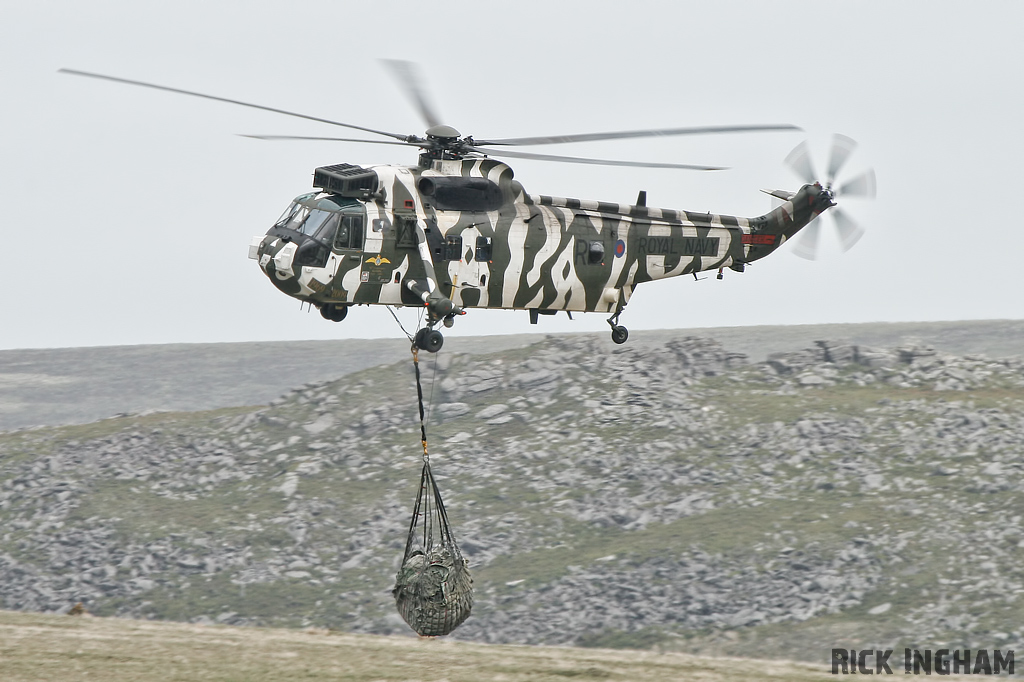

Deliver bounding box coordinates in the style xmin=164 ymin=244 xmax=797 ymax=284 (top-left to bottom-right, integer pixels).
xmin=0 ymin=610 xmax=842 ymax=682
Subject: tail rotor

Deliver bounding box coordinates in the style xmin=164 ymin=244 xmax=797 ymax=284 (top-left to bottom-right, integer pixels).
xmin=784 ymin=134 xmax=875 ymax=260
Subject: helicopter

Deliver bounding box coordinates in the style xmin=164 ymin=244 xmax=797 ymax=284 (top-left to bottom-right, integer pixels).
xmin=60 ymin=63 xmax=875 ymax=353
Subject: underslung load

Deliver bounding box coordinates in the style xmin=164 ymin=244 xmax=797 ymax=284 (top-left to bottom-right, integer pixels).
xmin=393 ymin=460 xmax=473 ymax=636
xmin=392 ymin=347 xmax=473 ymax=636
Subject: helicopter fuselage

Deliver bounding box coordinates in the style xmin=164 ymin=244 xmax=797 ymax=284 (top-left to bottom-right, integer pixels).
xmin=56 ymin=67 xmax=848 ymax=349
xmin=250 ymin=157 xmax=829 ymax=331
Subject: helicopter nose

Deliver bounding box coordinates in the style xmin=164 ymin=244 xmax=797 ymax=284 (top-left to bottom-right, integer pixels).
xmin=249 ymin=234 xmax=298 ymax=280
xmin=247 ymin=236 xmax=263 ymax=260
xmin=248 ymin=234 xmax=276 ymax=273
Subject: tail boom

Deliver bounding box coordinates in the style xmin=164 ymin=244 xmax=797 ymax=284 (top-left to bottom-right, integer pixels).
xmin=743 ymin=183 xmax=834 ymax=262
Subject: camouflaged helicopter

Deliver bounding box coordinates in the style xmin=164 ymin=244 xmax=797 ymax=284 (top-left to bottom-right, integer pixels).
xmin=61 ymin=64 xmax=875 ymax=352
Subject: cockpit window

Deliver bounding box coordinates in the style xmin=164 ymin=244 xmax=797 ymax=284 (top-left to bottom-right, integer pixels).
xmin=298 ymin=209 xmax=335 ymax=236
xmin=275 ymin=202 xmax=300 ymax=228
xmin=273 ymin=196 xmax=364 ymax=255
xmin=273 ymin=204 xmax=346 ymax=242
xmin=275 ymin=204 xmax=311 ymax=232
xmin=275 ymin=202 xmax=298 ymax=226
xmin=313 ymin=213 xmax=341 ymax=245
xmin=334 ymin=215 xmax=363 ymax=250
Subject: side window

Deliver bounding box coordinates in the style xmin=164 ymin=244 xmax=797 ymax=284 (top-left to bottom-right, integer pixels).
xmin=348 ymin=215 xmax=363 ymax=249
xmin=588 ymin=241 xmax=605 ymax=265
xmin=475 ymin=236 xmax=493 ymax=263
xmin=334 ymin=215 xmax=364 ymax=250
xmin=335 ymin=221 xmax=350 ymax=250
xmin=444 ymin=236 xmax=463 ymax=261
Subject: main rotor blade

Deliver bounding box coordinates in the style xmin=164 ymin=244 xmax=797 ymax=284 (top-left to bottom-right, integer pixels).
xmin=791 ymin=219 xmax=821 ymax=260
xmin=784 ymin=140 xmax=818 ymax=185
xmin=474 ymin=124 xmax=801 ymax=147
xmin=837 ymin=168 xmax=877 ymax=198
xmin=832 ymin=207 xmax=866 ymax=251
xmin=59 ymin=68 xmax=413 ymax=142
xmin=826 ymin=134 xmax=857 ymax=186
xmin=240 ymin=134 xmax=417 ymax=147
xmin=380 ymin=59 xmax=442 ymax=129
xmin=470 ymin=146 xmax=727 ymax=171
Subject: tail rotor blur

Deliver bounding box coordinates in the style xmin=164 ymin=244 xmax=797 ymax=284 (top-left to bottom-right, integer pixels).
xmin=784 ymin=134 xmax=875 ymax=260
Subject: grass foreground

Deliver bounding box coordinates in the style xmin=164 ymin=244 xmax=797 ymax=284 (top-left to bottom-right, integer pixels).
xmin=0 ymin=609 xmax=835 ymax=682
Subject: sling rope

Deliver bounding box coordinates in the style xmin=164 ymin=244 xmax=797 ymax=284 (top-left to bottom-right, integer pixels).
xmin=412 ymin=345 xmax=429 ymax=462
xmin=386 ymin=305 xmax=416 ymax=343
xmin=392 ymin=342 xmax=473 ymax=636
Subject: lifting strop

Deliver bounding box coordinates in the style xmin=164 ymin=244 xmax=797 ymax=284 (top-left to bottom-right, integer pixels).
xmin=392 ymin=346 xmax=473 ymax=636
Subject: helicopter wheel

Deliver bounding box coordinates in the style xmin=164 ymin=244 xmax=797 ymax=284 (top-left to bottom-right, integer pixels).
xmin=415 ymin=328 xmax=444 ymax=353
xmin=610 ymin=325 xmax=629 ymax=345
xmin=319 ymin=303 xmax=348 ymax=322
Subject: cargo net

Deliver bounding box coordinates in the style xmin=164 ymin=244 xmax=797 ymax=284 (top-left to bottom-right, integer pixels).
xmin=392 ymin=345 xmax=473 ymax=636
xmin=393 ymin=460 xmax=473 ymax=636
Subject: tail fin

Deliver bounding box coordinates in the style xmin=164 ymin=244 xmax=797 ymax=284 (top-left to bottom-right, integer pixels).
xmin=743 ymin=183 xmax=834 ymax=262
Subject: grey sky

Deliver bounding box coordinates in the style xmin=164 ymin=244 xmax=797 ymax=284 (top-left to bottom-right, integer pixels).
xmin=2 ymin=0 xmax=1021 ymax=350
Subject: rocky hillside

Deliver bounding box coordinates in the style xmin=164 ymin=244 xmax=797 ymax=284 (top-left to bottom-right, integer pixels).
xmin=1 ymin=333 xmax=1023 ymax=662
xmin=4 ymin=318 xmax=1023 ymax=432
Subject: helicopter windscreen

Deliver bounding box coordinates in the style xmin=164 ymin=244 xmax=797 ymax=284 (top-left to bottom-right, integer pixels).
xmin=271 ymin=194 xmax=364 ymax=258
xmin=274 ymin=202 xmax=309 ymax=232
xmin=273 ymin=203 xmax=341 ymax=242
xmin=298 ymin=209 xmax=336 ymax=238
xmin=274 ymin=201 xmax=297 ymax=225
xmin=310 ymin=212 xmax=341 ymax=244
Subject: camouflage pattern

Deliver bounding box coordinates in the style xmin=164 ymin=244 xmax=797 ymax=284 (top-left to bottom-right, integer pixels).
xmin=250 ymin=157 xmax=832 ymax=325
xmin=393 ymin=546 xmax=473 ymax=637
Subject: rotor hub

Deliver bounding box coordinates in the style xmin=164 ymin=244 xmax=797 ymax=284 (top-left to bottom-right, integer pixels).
xmin=425 ymin=124 xmax=461 ymax=140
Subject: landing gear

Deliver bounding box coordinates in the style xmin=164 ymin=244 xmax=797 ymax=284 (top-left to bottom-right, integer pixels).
xmin=414 ymin=328 xmax=444 ymax=353
xmin=606 ymin=309 xmax=628 ymax=345
xmin=411 ymin=308 xmax=459 ymax=354
xmin=319 ymin=303 xmax=348 ymax=322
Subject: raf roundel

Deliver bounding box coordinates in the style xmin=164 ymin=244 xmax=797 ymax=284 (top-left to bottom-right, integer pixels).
xmin=614 ymin=239 xmax=626 ymax=258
